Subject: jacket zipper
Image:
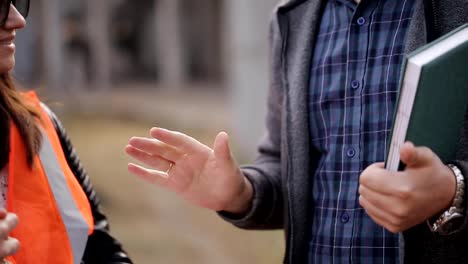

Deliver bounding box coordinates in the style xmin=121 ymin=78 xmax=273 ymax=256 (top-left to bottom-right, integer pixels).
xmin=425 ymin=0 xmax=440 ymax=41
xmin=431 ymin=0 xmax=440 ymax=39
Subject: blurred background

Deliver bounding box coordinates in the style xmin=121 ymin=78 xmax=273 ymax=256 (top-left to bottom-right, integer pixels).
xmin=14 ymin=0 xmax=284 ymax=263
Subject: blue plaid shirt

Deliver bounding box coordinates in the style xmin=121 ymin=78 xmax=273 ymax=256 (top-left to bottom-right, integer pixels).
xmin=308 ymin=0 xmax=415 ymax=263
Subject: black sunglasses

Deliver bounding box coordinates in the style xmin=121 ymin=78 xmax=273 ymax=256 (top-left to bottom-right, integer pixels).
xmin=0 ymin=0 xmax=30 ymax=26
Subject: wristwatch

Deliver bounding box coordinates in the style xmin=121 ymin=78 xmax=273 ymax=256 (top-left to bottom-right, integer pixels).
xmin=428 ymin=164 xmax=465 ymax=235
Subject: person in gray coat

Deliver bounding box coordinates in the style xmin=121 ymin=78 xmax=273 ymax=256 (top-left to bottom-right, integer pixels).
xmin=126 ymin=0 xmax=468 ymax=263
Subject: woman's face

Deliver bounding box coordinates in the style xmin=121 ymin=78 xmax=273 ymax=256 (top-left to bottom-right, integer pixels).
xmin=0 ymin=4 xmax=26 ymax=74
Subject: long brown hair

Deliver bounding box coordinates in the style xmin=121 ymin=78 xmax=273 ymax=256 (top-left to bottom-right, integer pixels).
xmin=0 ymin=74 xmax=42 ymax=168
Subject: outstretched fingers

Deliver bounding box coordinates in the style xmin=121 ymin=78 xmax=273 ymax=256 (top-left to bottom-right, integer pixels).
xmin=128 ymin=163 xmax=170 ymax=186
xmin=150 ymin=127 xmax=203 ymax=154
xmin=128 ymin=137 xmax=180 ymax=162
xmin=125 ymin=145 xmax=173 ymax=171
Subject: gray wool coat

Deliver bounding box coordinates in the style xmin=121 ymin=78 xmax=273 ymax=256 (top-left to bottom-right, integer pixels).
xmin=222 ymin=0 xmax=468 ymax=263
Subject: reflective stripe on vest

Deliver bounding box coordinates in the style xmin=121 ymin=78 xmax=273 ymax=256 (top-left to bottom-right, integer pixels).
xmin=38 ymin=130 xmax=89 ymax=264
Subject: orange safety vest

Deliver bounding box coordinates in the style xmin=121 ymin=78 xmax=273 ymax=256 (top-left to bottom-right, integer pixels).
xmin=5 ymin=92 xmax=94 ymax=264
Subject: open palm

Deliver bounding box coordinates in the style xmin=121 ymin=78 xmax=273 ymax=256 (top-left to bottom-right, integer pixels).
xmin=126 ymin=127 xmax=250 ymax=212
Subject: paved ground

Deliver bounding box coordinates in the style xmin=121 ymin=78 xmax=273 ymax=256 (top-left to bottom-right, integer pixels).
xmin=57 ymin=88 xmax=284 ymax=264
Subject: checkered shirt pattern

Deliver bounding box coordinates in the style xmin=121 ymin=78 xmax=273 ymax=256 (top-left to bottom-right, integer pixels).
xmin=307 ymin=0 xmax=415 ymax=263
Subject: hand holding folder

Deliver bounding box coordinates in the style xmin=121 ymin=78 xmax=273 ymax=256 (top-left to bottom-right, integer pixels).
xmin=360 ymin=23 xmax=468 ymax=233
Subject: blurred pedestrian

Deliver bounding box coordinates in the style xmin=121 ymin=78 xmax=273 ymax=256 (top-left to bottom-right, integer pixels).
xmin=0 ymin=1 xmax=132 ymax=263
xmin=126 ymin=0 xmax=468 ymax=263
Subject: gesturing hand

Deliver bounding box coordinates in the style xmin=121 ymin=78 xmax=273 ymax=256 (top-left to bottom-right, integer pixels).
xmin=126 ymin=128 xmax=253 ymax=214
xmin=359 ymin=142 xmax=456 ymax=233
xmin=0 ymin=209 xmax=19 ymax=259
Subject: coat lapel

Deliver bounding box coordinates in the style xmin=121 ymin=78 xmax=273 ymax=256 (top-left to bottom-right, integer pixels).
xmin=405 ymin=0 xmax=427 ymax=53
xmin=276 ymin=0 xmax=327 ymax=261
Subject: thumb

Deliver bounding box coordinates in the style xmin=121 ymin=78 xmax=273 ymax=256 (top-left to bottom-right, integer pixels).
xmin=213 ymin=132 xmax=233 ymax=161
xmin=400 ymin=141 xmax=433 ymax=167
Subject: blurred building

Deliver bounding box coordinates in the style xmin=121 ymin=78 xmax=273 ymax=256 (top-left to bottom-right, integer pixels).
xmin=14 ymin=0 xmax=277 ymax=158
xmin=16 ymin=0 xmax=225 ymax=88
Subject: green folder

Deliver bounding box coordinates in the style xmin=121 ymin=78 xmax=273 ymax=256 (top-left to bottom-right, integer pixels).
xmin=386 ymin=23 xmax=468 ymax=171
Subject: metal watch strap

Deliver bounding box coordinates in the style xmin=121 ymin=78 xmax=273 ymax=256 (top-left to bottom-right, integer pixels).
xmin=447 ymin=164 xmax=465 ymax=209
xmin=428 ymin=164 xmax=465 ymax=234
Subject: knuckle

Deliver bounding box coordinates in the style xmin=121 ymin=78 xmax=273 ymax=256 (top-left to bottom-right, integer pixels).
xmin=387 ymin=225 xmax=401 ymax=234
xmin=392 ymin=206 xmax=411 ymax=226
xmin=420 ymin=146 xmax=432 ymax=154
xmin=11 ymin=239 xmax=20 ymax=254
xmin=358 ymin=196 xmax=365 ymax=208
xmin=0 ymin=238 xmax=19 ymax=258
xmin=359 ymin=174 xmax=367 ymax=185
xmin=0 ymin=223 xmax=8 ymax=236
xmin=393 ymin=206 xmax=411 ymax=220
xmin=386 ymin=218 xmax=405 ymax=233
xmin=421 ymin=147 xmax=436 ymax=160
xmin=386 ymin=213 xmax=400 ymax=225
xmin=9 ymin=214 xmax=18 ymax=227
xmin=358 ymin=186 xmax=365 ymax=195
xmin=395 ymin=185 xmax=413 ymax=200
xmin=359 ymin=172 xmax=371 ymax=185
xmin=360 ymin=196 xmax=370 ymax=207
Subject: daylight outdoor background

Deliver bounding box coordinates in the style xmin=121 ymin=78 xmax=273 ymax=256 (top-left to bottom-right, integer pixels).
xmin=14 ymin=0 xmax=284 ymax=263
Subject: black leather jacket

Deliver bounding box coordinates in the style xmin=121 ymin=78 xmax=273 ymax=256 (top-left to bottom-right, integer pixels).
xmin=45 ymin=106 xmax=133 ymax=264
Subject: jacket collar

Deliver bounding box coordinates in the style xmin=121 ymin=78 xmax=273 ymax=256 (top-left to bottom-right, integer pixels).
xmin=277 ymin=0 xmax=309 ymax=12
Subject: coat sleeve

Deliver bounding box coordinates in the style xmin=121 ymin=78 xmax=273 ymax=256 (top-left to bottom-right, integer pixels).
xmin=219 ymin=12 xmax=286 ymax=230
xmin=42 ymin=105 xmax=133 ymax=264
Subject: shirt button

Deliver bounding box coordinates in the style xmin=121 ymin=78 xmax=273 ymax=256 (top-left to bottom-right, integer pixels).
xmin=346 ymin=147 xmax=356 ymax=158
xmin=357 ymin=17 xmax=366 ymax=26
xmin=351 ymin=80 xmax=360 ymax=89
xmin=341 ymin=212 xmax=350 ymax=223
